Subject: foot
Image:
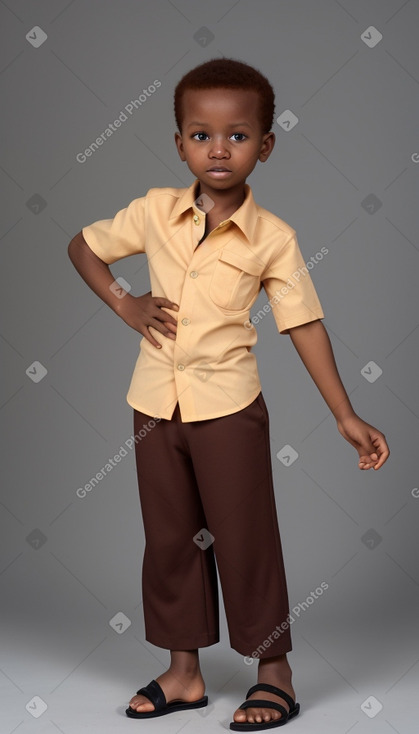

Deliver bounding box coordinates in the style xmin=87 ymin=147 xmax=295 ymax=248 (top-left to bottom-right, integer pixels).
xmin=128 ymin=668 xmax=206 ymax=713
xmin=232 ymin=654 xmax=296 ymax=726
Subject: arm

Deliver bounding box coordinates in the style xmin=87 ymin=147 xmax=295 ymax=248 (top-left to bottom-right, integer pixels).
xmin=67 ymin=231 xmax=178 ymax=347
xmin=288 ymin=319 xmax=390 ymax=470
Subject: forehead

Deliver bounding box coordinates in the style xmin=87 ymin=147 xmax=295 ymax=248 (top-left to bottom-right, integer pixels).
xmin=181 ymin=87 xmax=261 ymax=124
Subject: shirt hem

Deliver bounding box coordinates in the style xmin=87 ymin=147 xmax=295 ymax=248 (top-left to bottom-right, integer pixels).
xmin=127 ymin=387 xmax=262 ymax=422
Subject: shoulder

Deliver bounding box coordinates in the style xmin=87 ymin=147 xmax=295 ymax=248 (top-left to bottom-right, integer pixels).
xmin=116 ymin=185 xmax=189 ymax=219
xmin=141 ymin=184 xmax=191 ymax=219
xmin=255 ymin=202 xmax=296 ymax=241
xmin=144 ymin=186 xmax=188 ymax=207
xmin=116 ymin=186 xmax=187 ymax=212
xmin=246 ymin=185 xmax=296 ymax=242
xmin=145 ymin=185 xmax=188 ymax=203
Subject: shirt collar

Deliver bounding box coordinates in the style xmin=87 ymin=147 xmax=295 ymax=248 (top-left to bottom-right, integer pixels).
xmin=169 ymin=178 xmax=259 ymax=243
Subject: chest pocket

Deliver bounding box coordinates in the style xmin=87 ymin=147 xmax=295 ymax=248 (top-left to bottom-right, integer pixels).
xmin=209 ymin=249 xmax=265 ymax=311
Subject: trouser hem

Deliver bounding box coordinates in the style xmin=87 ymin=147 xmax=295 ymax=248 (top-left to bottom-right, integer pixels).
xmin=145 ymin=632 xmax=220 ymax=650
xmin=230 ymin=638 xmax=293 ymax=659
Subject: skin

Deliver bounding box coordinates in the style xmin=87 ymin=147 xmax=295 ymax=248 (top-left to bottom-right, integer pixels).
xmin=68 ymin=86 xmax=390 ymax=726
xmin=174 ymin=87 xmax=275 ymax=220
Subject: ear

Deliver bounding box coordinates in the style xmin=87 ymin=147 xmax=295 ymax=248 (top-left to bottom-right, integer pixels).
xmin=174 ymin=131 xmax=186 ymax=161
xmin=259 ymin=131 xmax=275 ymax=163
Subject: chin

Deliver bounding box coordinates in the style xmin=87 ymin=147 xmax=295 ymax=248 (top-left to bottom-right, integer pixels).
xmin=202 ymin=175 xmax=237 ymax=186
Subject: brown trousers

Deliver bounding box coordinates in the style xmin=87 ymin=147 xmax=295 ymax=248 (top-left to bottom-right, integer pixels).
xmin=133 ymin=391 xmax=292 ymax=658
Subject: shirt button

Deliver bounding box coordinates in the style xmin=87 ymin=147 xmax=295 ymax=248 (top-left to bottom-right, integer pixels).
xmin=193 ymin=214 xmax=200 ymax=225
xmin=190 ymin=270 xmax=198 ymax=278
xmin=177 ymin=363 xmax=185 ymax=371
xmin=181 ymin=317 xmax=190 ymax=326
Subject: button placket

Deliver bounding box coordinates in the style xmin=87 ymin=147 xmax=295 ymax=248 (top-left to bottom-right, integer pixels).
xmin=174 ymin=221 xmax=200 ymax=375
xmin=177 ymin=276 xmax=196 ymax=357
xmin=175 ymin=210 xmax=228 ymax=382
xmin=191 ymin=206 xmax=206 ymax=250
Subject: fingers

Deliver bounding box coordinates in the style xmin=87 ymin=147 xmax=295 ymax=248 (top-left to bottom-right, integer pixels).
xmin=369 ymin=433 xmax=390 ymax=470
xmin=138 ymin=295 xmax=179 ymax=347
xmin=141 ymin=330 xmax=162 ymax=349
xmin=163 ymin=320 xmax=177 ymax=334
xmin=337 ymin=417 xmax=390 ymax=471
xmin=358 ymin=452 xmax=378 ymax=470
xmin=359 ymin=454 xmax=373 ymax=469
xmin=144 ymin=318 xmax=178 ymax=349
xmin=154 ymin=298 xmax=179 ymax=325
xmin=372 ymin=442 xmax=390 ymax=470
xmin=358 ymin=441 xmax=390 ymax=470
xmin=149 ymin=318 xmax=177 ymax=338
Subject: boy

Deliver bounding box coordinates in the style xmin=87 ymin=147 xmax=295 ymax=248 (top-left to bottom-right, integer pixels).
xmin=68 ymin=58 xmax=389 ymax=730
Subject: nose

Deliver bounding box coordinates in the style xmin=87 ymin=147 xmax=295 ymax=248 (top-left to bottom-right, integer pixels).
xmin=209 ymin=136 xmax=230 ymax=158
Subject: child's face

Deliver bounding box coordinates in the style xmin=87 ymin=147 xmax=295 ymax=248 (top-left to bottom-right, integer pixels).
xmin=174 ymin=87 xmax=275 ymax=196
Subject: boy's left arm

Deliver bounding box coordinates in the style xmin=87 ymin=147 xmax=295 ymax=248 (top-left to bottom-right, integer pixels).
xmin=288 ymin=320 xmax=390 ymax=470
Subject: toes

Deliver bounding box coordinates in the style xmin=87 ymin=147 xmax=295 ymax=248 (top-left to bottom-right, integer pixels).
xmin=233 ymin=707 xmax=282 ymax=724
xmin=129 ymin=698 xmax=154 ymax=712
xmin=250 ymin=708 xmax=281 ymax=723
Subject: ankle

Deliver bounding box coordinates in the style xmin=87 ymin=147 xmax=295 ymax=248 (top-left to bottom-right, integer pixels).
xmin=169 ymin=649 xmax=201 ymax=676
xmin=257 ymin=653 xmax=292 ymax=677
xmin=169 ymin=664 xmax=201 ymax=678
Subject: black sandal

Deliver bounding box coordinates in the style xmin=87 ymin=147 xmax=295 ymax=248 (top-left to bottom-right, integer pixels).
xmin=229 ymin=682 xmax=300 ymax=730
xmin=125 ymin=678 xmax=208 ymax=718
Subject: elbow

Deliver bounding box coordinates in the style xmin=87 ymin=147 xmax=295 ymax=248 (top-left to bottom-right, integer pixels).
xmin=67 ymin=237 xmax=78 ymax=263
xmin=67 ymin=230 xmax=84 ymax=261
xmin=67 ymin=238 xmax=75 ymax=261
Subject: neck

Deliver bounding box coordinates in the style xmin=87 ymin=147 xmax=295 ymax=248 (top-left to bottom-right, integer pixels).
xmin=196 ymin=180 xmax=246 ymax=216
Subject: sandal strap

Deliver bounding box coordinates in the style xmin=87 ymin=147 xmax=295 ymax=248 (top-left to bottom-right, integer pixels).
xmin=245 ymin=683 xmax=295 ymax=710
xmin=238 ymin=698 xmax=289 ymax=719
xmin=135 ymin=679 xmax=166 ymax=711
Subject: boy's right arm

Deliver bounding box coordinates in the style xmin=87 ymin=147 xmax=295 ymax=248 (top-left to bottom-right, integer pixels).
xmin=67 ymin=231 xmax=178 ymax=348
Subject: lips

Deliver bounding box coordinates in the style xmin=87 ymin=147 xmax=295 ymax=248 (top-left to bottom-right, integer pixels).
xmin=207 ymin=167 xmax=231 ymax=172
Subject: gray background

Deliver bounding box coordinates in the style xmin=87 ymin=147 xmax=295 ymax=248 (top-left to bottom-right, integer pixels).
xmin=1 ymin=0 xmax=418 ymax=732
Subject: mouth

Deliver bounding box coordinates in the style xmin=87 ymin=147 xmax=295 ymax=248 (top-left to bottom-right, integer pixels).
xmin=206 ymin=167 xmax=232 ymax=178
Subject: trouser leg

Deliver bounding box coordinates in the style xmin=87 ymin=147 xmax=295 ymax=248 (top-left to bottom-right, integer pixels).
xmin=133 ymin=404 xmax=219 ymax=650
xmin=183 ymin=392 xmax=292 ymax=658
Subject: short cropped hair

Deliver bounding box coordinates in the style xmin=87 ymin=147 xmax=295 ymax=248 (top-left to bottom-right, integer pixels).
xmin=174 ymin=57 xmax=275 ymax=133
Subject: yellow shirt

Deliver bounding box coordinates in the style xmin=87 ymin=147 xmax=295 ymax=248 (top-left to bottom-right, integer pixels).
xmin=82 ymin=179 xmax=325 ymax=422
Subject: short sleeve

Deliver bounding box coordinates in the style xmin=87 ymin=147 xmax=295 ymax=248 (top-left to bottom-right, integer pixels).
xmin=81 ymin=196 xmax=146 ymax=264
xmin=261 ymin=232 xmax=325 ymax=334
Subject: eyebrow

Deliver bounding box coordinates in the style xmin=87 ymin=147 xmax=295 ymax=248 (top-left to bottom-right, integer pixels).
xmin=186 ymin=121 xmax=252 ymax=128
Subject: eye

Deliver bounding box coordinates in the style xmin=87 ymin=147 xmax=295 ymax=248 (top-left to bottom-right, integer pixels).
xmin=230 ymin=133 xmax=247 ymax=141
xmin=192 ymin=132 xmax=209 ymax=141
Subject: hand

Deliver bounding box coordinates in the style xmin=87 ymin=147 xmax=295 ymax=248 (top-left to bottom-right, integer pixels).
xmin=116 ymin=291 xmax=178 ymax=348
xmin=336 ymin=413 xmax=390 ymax=470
